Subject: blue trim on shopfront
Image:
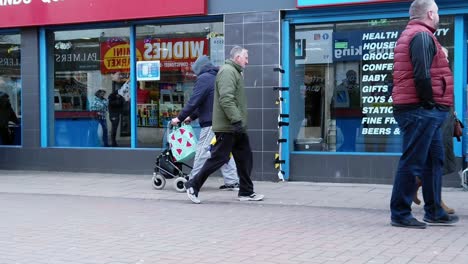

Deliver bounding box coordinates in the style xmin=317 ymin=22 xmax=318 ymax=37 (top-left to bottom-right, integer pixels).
xmin=292 ymin=151 xmax=402 ymax=156
xmin=0 ymin=29 xmax=19 ymax=34
xmin=454 ymin=16 xmax=466 ymax=158
xmin=284 ymin=1 xmax=468 ymax=160
xmin=130 ymin=25 xmax=137 ymax=148
xmin=281 ymin=20 xmax=291 ymax=180
xmin=39 ymin=28 xmax=48 ymax=147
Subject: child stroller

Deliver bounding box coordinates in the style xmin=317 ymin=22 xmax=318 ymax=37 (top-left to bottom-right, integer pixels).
xmin=152 ymin=148 xmax=192 ymax=192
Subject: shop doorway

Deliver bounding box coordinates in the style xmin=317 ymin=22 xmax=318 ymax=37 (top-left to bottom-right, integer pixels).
xmin=291 ymin=26 xmax=335 ymax=151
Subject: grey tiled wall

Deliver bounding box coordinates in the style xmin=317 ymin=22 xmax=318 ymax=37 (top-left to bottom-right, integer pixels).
xmin=224 ymin=11 xmax=281 ymax=181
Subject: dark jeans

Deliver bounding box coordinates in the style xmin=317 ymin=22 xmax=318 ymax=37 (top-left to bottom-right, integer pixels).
xmin=188 ymin=132 xmax=254 ymax=196
xmin=390 ymin=107 xmax=448 ymax=221
xmin=97 ymin=118 xmax=109 ymax=147
xmin=109 ymin=112 xmax=120 ymax=146
xmin=0 ymin=126 xmax=13 ymax=145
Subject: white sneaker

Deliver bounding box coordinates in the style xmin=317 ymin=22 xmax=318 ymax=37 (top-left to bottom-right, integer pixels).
xmin=185 ymin=185 xmax=201 ymax=204
xmin=238 ymin=193 xmax=264 ymax=201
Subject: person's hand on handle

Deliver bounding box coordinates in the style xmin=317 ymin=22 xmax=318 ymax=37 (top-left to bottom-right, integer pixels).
xmin=183 ymin=116 xmax=192 ymax=124
xmin=170 ymin=117 xmax=180 ymax=126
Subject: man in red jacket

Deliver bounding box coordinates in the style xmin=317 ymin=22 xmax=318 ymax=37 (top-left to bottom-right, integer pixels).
xmin=390 ymin=0 xmax=458 ymax=228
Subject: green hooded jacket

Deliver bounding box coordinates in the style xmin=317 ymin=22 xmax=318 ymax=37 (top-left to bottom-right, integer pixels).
xmin=212 ymin=59 xmax=247 ymax=133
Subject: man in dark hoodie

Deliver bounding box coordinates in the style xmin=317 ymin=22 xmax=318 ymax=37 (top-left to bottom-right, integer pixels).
xmin=171 ymin=55 xmax=239 ymax=191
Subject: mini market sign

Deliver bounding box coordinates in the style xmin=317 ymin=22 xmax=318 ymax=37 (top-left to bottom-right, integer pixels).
xmin=100 ymin=37 xmax=208 ymax=73
xmin=0 ymin=0 xmax=207 ymax=28
xmin=297 ymin=0 xmax=409 ymax=8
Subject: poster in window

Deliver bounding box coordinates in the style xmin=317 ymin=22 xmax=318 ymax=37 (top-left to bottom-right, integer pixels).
xmin=295 ymin=39 xmax=306 ymax=59
xmin=295 ymin=29 xmax=333 ymax=64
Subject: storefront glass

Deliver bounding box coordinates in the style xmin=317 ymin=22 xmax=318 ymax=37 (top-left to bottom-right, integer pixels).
xmin=47 ymin=21 xmax=223 ymax=148
xmin=48 ymin=27 xmax=131 ymax=147
xmin=291 ymin=16 xmax=454 ymax=152
xmin=0 ymin=33 xmax=21 ymax=146
xmin=135 ymin=22 xmax=223 ymax=148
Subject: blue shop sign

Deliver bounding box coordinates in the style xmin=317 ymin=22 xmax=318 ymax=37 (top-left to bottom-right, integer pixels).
xmin=297 ymin=0 xmax=409 ymax=8
xmin=333 ymin=30 xmax=401 ymax=62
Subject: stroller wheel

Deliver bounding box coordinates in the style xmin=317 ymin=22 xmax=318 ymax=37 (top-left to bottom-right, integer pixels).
xmin=173 ymin=177 xmax=187 ymax=192
xmin=152 ymin=173 xmax=166 ymax=190
xmin=461 ymin=168 xmax=468 ymax=191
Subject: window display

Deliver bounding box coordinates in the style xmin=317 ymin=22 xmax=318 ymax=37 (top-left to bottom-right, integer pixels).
xmin=47 ymin=21 xmax=223 ymax=148
xmin=135 ymin=22 xmax=223 ymax=148
xmin=292 ymin=16 xmax=454 ymax=152
xmin=0 ymin=33 xmax=21 ymax=146
xmin=48 ymin=27 xmax=131 ymax=147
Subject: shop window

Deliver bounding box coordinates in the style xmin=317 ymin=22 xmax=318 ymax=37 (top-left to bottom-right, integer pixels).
xmin=47 ymin=27 xmax=131 ymax=147
xmin=291 ymin=16 xmax=454 ymax=152
xmin=0 ymin=34 xmax=21 ymax=146
xmin=134 ymin=22 xmax=223 ymax=148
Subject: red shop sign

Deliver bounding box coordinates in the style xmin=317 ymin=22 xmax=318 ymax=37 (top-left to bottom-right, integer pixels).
xmin=0 ymin=0 xmax=207 ymax=28
xmin=100 ymin=37 xmax=209 ymax=73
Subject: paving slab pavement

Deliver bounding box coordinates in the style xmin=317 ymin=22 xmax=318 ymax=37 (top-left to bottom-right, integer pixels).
xmin=0 ymin=170 xmax=467 ymax=264
xmin=0 ymin=170 xmax=467 ymax=216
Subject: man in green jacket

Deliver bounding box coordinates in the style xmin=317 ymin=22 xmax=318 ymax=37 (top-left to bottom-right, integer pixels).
xmin=184 ymin=46 xmax=264 ymax=204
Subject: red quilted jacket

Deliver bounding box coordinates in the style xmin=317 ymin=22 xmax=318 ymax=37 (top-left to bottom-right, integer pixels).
xmin=392 ymin=20 xmax=453 ymax=106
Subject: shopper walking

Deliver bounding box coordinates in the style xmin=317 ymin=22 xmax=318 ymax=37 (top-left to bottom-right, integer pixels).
xmin=184 ymin=46 xmax=264 ymax=204
xmin=390 ymin=0 xmax=458 ymax=228
xmin=412 ymin=46 xmax=455 ymax=215
xmin=108 ymin=88 xmax=125 ymax=147
xmin=0 ymin=92 xmax=19 ymax=145
xmin=90 ymin=89 xmax=109 ymax=147
xmin=171 ymin=55 xmax=240 ymax=191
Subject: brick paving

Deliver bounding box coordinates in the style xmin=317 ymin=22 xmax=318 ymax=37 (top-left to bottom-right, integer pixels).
xmin=0 ymin=170 xmax=466 ymax=264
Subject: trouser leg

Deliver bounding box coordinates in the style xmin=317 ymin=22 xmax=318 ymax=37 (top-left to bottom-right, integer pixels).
xmin=189 ymin=132 xmax=232 ymax=191
xmin=99 ymin=119 xmax=109 ymax=147
xmin=422 ymin=119 xmax=447 ymax=220
xmin=391 ymin=109 xmax=432 ymax=220
xmin=0 ymin=127 xmax=9 ymax=145
xmin=231 ymin=133 xmax=254 ymax=196
xmin=190 ymin=127 xmax=238 ymax=184
xmin=390 ymin=108 xmax=447 ymax=221
xmin=189 ymin=127 xmax=212 ymax=179
xmin=109 ymin=113 xmax=120 ymax=146
xmin=220 ymin=157 xmax=239 ymax=185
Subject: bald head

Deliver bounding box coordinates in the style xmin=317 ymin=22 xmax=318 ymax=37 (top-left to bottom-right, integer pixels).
xmin=409 ymin=0 xmax=439 ymax=28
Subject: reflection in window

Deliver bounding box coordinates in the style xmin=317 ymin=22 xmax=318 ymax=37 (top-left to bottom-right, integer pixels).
xmin=292 ymin=16 xmax=454 ymax=152
xmin=48 ymin=28 xmax=131 ymax=147
xmin=135 ymin=22 xmax=223 ymax=148
xmin=0 ymin=34 xmax=21 ymax=146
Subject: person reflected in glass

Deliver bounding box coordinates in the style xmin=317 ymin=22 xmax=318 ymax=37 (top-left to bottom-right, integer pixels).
xmin=90 ymin=89 xmax=109 ymax=147
xmin=108 ymin=87 xmax=125 ymax=147
xmin=0 ymin=92 xmax=19 ymax=145
xmin=333 ymin=69 xmax=361 ymax=152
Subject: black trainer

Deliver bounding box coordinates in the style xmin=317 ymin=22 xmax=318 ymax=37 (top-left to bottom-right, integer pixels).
xmin=423 ymin=214 xmax=459 ymax=225
xmin=219 ymin=183 xmax=240 ymax=191
xmin=391 ymin=218 xmax=427 ymax=229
